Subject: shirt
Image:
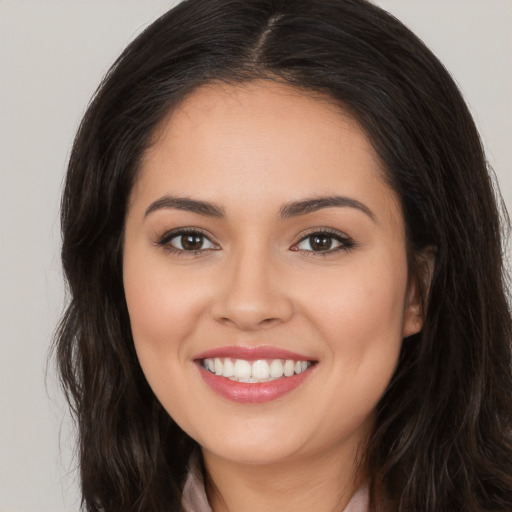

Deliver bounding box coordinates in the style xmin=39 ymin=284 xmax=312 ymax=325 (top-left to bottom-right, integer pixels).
xmin=181 ymin=452 xmax=369 ymax=512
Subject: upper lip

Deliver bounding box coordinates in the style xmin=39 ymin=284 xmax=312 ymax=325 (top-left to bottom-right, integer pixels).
xmin=193 ymin=345 xmax=315 ymax=361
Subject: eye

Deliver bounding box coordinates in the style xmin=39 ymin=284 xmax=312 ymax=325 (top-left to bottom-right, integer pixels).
xmin=293 ymin=230 xmax=354 ymax=255
xmin=158 ymin=229 xmax=218 ymax=254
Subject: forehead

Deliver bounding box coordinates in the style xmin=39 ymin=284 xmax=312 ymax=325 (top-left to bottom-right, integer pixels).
xmin=133 ymin=80 xmax=398 ymax=219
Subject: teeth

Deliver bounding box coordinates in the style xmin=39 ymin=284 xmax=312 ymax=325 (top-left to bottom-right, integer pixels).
xmin=222 ymin=358 xmax=234 ymax=377
xmin=251 ymin=360 xmax=270 ymax=379
xmin=202 ymin=357 xmax=313 ymax=381
xmin=283 ymin=359 xmax=295 ymax=377
xmin=269 ymin=359 xmax=284 ymax=378
xmin=233 ymin=359 xmax=252 ymax=379
xmin=214 ymin=358 xmax=223 ymax=375
xmin=227 ymin=376 xmax=280 ymax=383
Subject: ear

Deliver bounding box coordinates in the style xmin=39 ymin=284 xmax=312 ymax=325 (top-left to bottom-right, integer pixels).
xmin=402 ymin=247 xmax=435 ymax=338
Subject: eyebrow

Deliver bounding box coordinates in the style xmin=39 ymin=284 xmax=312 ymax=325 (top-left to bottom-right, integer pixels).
xmin=145 ymin=196 xmax=225 ymax=218
xmin=145 ymin=194 xmax=375 ymax=221
xmin=279 ymin=195 xmax=375 ymax=221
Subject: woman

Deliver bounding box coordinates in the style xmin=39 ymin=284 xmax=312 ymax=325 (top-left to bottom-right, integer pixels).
xmin=55 ymin=0 xmax=512 ymax=510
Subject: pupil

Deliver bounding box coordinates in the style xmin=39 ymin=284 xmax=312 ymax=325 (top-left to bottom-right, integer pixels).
xmin=182 ymin=234 xmax=203 ymax=250
xmin=311 ymin=235 xmax=331 ymax=251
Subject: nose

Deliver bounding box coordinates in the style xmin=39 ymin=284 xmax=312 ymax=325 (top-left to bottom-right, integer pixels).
xmin=210 ymin=246 xmax=294 ymax=331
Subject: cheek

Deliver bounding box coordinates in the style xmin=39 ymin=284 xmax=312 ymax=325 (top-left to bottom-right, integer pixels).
xmin=124 ymin=253 xmax=203 ymax=340
xmin=122 ymin=247 xmax=208 ymax=384
xmin=298 ymin=254 xmax=408 ymax=389
xmin=123 ymin=253 xmax=210 ymax=434
xmin=305 ymin=259 xmax=406 ymax=339
xmin=291 ymin=260 xmax=407 ymax=441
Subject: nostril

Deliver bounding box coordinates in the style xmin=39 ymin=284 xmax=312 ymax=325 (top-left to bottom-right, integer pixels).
xmin=215 ymin=315 xmax=282 ymax=331
xmin=260 ymin=317 xmax=281 ymax=327
xmin=210 ymin=288 xmax=294 ymax=330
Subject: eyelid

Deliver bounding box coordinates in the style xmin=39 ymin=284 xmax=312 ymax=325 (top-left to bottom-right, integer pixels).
xmin=291 ymin=228 xmax=355 ymax=256
xmin=156 ymin=226 xmax=355 ymax=257
xmin=157 ymin=227 xmax=220 ymax=255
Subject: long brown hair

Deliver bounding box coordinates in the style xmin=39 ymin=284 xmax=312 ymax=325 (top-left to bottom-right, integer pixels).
xmin=54 ymin=0 xmax=512 ymax=510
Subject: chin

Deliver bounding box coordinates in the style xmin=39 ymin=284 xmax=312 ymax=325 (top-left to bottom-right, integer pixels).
xmin=203 ymin=439 xmax=304 ymax=466
xmin=194 ymin=420 xmax=310 ymax=466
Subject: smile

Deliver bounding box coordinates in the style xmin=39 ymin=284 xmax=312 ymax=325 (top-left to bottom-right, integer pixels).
xmin=202 ymin=357 xmax=313 ymax=383
xmin=194 ymin=346 xmax=317 ymax=403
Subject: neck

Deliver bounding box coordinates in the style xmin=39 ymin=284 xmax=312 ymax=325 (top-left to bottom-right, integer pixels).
xmin=202 ymin=441 xmax=367 ymax=512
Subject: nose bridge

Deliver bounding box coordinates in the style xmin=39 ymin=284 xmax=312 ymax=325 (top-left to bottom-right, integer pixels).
xmin=211 ymin=238 xmax=293 ymax=330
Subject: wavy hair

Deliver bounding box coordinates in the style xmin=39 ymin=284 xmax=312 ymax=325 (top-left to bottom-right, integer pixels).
xmin=54 ymin=0 xmax=512 ymax=510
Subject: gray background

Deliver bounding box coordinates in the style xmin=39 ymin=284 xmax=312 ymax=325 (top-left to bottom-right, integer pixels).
xmin=1 ymin=1 xmax=510 ymax=510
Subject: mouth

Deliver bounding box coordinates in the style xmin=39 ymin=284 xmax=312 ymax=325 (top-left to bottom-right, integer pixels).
xmin=193 ymin=346 xmax=317 ymax=403
xmin=200 ymin=357 xmax=314 ymax=383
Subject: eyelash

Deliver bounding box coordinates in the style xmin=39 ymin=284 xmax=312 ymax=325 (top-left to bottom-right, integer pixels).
xmin=156 ymin=227 xmax=355 ymax=257
xmin=292 ymin=228 xmax=355 ymax=257
xmin=157 ymin=228 xmax=217 ymax=256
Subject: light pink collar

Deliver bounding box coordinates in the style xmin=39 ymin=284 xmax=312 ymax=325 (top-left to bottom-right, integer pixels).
xmin=181 ymin=452 xmax=369 ymax=512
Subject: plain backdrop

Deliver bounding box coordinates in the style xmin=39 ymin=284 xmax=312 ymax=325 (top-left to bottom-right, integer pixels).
xmin=0 ymin=1 xmax=510 ymax=510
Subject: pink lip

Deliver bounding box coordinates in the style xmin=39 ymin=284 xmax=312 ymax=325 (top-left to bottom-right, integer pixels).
xmin=193 ymin=345 xmax=314 ymax=361
xmin=196 ymin=364 xmax=315 ymax=403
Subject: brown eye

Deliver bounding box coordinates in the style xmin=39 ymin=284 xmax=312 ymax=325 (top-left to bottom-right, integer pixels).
xmin=294 ymin=230 xmax=354 ymax=254
xmin=159 ymin=229 xmax=218 ymax=253
xmin=309 ymin=234 xmax=335 ymax=251
xmin=180 ymin=233 xmax=205 ymax=251
xmin=297 ymin=233 xmax=341 ymax=252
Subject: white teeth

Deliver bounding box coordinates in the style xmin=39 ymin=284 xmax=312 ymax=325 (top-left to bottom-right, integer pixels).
xmin=233 ymin=359 xmax=252 ymax=379
xmin=269 ymin=359 xmax=284 ymax=378
xmin=252 ymin=360 xmax=270 ymax=379
xmin=226 ymin=376 xmax=279 ymax=383
xmin=222 ymin=358 xmax=234 ymax=377
xmin=202 ymin=357 xmax=313 ymax=381
xmin=283 ymin=359 xmax=295 ymax=377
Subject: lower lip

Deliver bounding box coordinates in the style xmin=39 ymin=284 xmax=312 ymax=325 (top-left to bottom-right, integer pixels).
xmin=196 ymin=364 xmax=314 ymax=403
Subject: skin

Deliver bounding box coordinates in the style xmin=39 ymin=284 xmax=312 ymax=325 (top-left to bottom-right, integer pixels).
xmin=123 ymin=80 xmax=424 ymax=512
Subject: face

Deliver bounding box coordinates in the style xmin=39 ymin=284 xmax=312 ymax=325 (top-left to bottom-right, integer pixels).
xmin=123 ymin=81 xmax=423 ymax=468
